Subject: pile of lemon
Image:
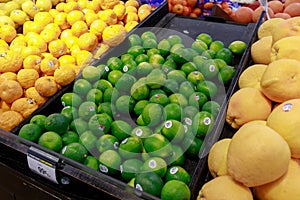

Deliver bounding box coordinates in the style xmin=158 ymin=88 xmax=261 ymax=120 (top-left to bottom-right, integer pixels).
xmin=0 ymin=0 xmax=153 ymax=131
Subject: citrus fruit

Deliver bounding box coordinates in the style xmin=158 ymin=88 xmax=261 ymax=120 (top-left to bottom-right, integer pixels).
xmin=228 ymin=40 xmax=247 ymax=55
xmin=161 ymin=120 xmax=185 ymax=143
xmin=103 ymin=87 xmax=119 ymax=103
xmin=197 ymin=80 xmax=218 ymax=98
xmin=79 ymin=130 xmax=97 ymax=151
xmin=196 ymin=33 xmax=213 ymax=46
xmin=122 ymin=58 xmax=137 ymax=75
xmin=167 ymin=35 xmax=183 ymax=46
xmin=97 ymin=102 xmax=116 ymax=117
xmin=70 ymin=118 xmax=88 ymax=135
xmin=143 ymin=133 xmax=173 ymax=158
xmin=61 ymin=142 xmax=88 ymax=164
xmin=163 ymin=79 xmax=179 ymax=95
xmin=162 ymin=58 xmax=177 ymax=73
xmin=200 ymin=59 xmax=219 ymax=79
xmin=178 ymin=81 xmax=195 ymax=99
xmin=134 ymin=53 xmax=149 ymax=65
xmin=119 ymin=136 xmax=143 ymax=159
xmin=141 ymin=31 xmax=157 ymax=41
xmin=134 ymin=171 xmax=164 ymax=197
xmin=214 ymin=58 xmax=228 ymax=69
xmin=189 ymin=92 xmax=208 ymax=109
xmin=169 ymin=93 xmax=188 ymax=108
xmin=167 ymin=70 xmax=186 ymax=84
xmin=157 ymin=39 xmax=171 ymax=57
xmin=165 ymin=166 xmax=191 ymax=185
xmin=30 ymin=114 xmax=47 ymax=131
xmin=115 ymin=73 xmax=136 ymax=92
xmin=96 ymin=64 xmax=110 ymax=79
xmin=131 ymin=79 xmax=150 ymax=101
xmin=115 ymin=95 xmax=135 ymax=114
xmin=38 ymin=131 xmax=63 ymax=152
xmin=183 ymin=106 xmax=199 ymax=119
xmin=82 ymin=65 xmax=101 ymax=83
xmin=181 ymin=62 xmax=197 ymax=76
xmin=191 ymin=40 xmax=208 ymax=54
xmin=149 ymin=54 xmax=165 ymax=68
xmin=88 ymin=113 xmax=112 ymax=134
xmin=99 ymin=150 xmax=122 ymax=174
xmin=78 ymin=101 xmax=97 ymax=121
xmin=107 ymin=56 xmax=123 ymax=71
xmin=18 ymin=124 xmax=42 ymax=142
xmin=142 ymin=103 xmax=164 ymax=127
xmin=202 ymin=100 xmax=221 ymax=117
xmin=201 ymin=49 xmax=216 ymax=59
xmin=128 ymin=34 xmax=142 ymax=47
xmin=192 ymin=111 xmax=215 ymax=138
xmin=167 ymin=145 xmax=185 ymax=166
xmin=161 ymin=180 xmax=191 ymax=200
xmin=84 ymin=155 xmax=99 ymax=171
xmin=107 ymin=70 xmax=123 ymax=86
xmin=149 ymin=93 xmax=170 ymax=107
xmin=133 ymin=100 xmax=149 ymax=116
xmin=73 ymin=78 xmax=93 ymax=97
xmin=96 ymin=134 xmax=119 ymax=153
xmin=110 ymin=120 xmax=132 ymax=141
xmin=131 ymin=126 xmax=153 ymax=139
xmin=86 ymin=88 xmax=103 ymax=106
xmin=94 ymin=79 xmax=113 ymax=93
xmin=61 ymin=92 xmax=83 ymax=108
xmin=120 ymin=158 xmax=143 ymax=182
xmin=163 ymin=103 xmax=182 ymax=121
xmin=127 ymin=45 xmax=145 ymax=58
xmin=61 ymin=130 xmax=79 ymax=146
xmin=146 ymin=48 xmax=160 ymax=57
xmin=187 ymin=71 xmax=205 ymax=85
xmin=61 ymin=106 xmax=78 ymax=123
xmin=215 ymin=48 xmax=233 ymax=64
xmin=141 ymin=157 xmax=167 ymax=178
xmin=193 ymin=55 xmax=208 ymax=70
xmin=143 ymin=38 xmax=157 ymax=49
xmin=218 ymin=65 xmax=235 ymax=85
xmin=172 ymin=47 xmax=190 ymax=65
xmin=149 ymin=89 xmax=166 ymax=98
xmin=209 ymin=40 xmax=224 ymax=53
xmin=44 ymin=113 xmax=69 ymax=135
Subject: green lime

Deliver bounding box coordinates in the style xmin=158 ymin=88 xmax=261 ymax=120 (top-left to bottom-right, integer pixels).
xmin=19 ymin=124 xmax=42 ymax=142
xmin=183 ymin=106 xmax=199 ymax=119
xmin=149 ymin=93 xmax=170 ymax=107
xmin=110 ymin=120 xmax=132 ymax=141
xmin=169 ymin=93 xmax=188 ymax=108
xmin=131 ymin=126 xmax=153 ymax=139
xmin=187 ymin=71 xmax=205 ymax=85
xmin=44 ymin=113 xmax=69 ymax=135
xmin=86 ymin=88 xmax=103 ymax=105
xmin=157 ymin=39 xmax=171 ymax=56
xmin=209 ymin=40 xmax=224 ymax=53
xmin=79 ymin=130 xmax=97 ymax=151
xmin=149 ymin=89 xmax=166 ymax=98
xmin=136 ymin=114 xmax=146 ymax=126
xmin=123 ymin=60 xmax=137 ymax=76
xmin=121 ymin=158 xmax=143 ymax=182
xmin=149 ymin=54 xmax=165 ymax=68
xmin=167 ymin=70 xmax=186 ymax=84
xmin=161 ymin=120 xmax=185 ymax=143
xmin=73 ymin=78 xmax=93 ymax=97
xmin=78 ymin=101 xmax=97 ymax=121
xmin=197 ymin=80 xmax=218 ymax=98
xmin=200 ymin=59 xmax=219 ymax=79
xmin=170 ymin=43 xmax=184 ymax=54
xmin=143 ymin=133 xmax=173 ymax=158
xmin=135 ymin=54 xmax=149 ymax=65
xmin=136 ymin=62 xmax=153 ymax=77
xmin=115 ymin=95 xmax=135 ymax=114
xmin=191 ymin=40 xmax=208 ymax=54
xmin=82 ymin=65 xmax=101 ymax=83
xmin=96 ymin=134 xmax=119 ymax=153
xmin=165 ymin=166 xmax=191 ymax=185
xmin=167 ymin=145 xmax=185 ymax=166
xmin=84 ymin=155 xmax=99 ymax=171
xmin=134 ymin=171 xmax=163 ymax=197
xmin=99 ymin=150 xmax=122 ymax=174
xmin=192 ymin=111 xmax=214 ymax=138
xmin=30 ymin=114 xmax=46 ymax=131
xmin=181 ymin=62 xmax=197 ymax=76
xmin=107 ymin=70 xmax=123 ymax=86
xmin=38 ymin=131 xmax=63 ymax=152
xmin=141 ymin=157 xmax=167 ymax=178
xmin=133 ymin=100 xmax=149 ymax=116
xmin=119 ymin=136 xmax=143 ymax=159
xmin=196 ymin=33 xmax=213 ymax=47
xmin=61 ymin=142 xmax=88 ymax=163
xmin=179 ymin=81 xmax=195 ymax=99
xmin=164 ymin=103 xmax=182 ymax=121
xmin=202 ymin=101 xmax=221 ymax=117
xmin=143 ymin=38 xmax=157 ymax=49
xmin=130 ymin=78 xmax=150 ymax=101
xmin=141 ymin=31 xmax=157 ymax=41
xmin=201 ymin=49 xmax=216 ymax=59
xmin=188 ymin=92 xmax=208 ymax=109
xmin=163 ymin=79 xmax=179 ymax=95
xmin=121 ymin=53 xmax=135 ymax=64
xmin=115 ymin=73 xmax=136 ymax=92
xmin=103 ymin=87 xmax=119 ymax=103
xmin=182 ymin=132 xmax=203 ymax=158
xmin=215 ymin=48 xmax=233 ymax=64
xmin=93 ymin=79 xmax=113 ymax=93
xmin=162 ymin=58 xmax=177 ymax=73
xmin=214 ymin=58 xmax=227 ymax=69
xmin=127 ymin=45 xmax=145 ymax=58
xmin=172 ymin=47 xmax=189 ymax=65
xmin=186 ymin=48 xmax=199 ymax=59
xmin=228 ymin=40 xmax=247 ymax=55
xmin=61 ymin=93 xmax=82 ymax=108
xmin=142 ymin=103 xmax=164 ymax=127
xmin=70 ymin=118 xmax=88 ymax=135
xmin=107 ymin=56 xmax=123 ymax=71
xmin=218 ymin=65 xmax=235 ymax=85
xmin=96 ymin=64 xmax=110 ymax=79
xmin=61 ymin=130 xmax=79 ymax=146
xmin=193 ymin=55 xmax=208 ymax=70
xmin=97 ymin=102 xmax=116 ymax=117
xmin=128 ymin=33 xmax=142 ymax=47
xmin=61 ymin=106 xmax=78 ymax=123
xmin=167 ymin=35 xmax=183 ymax=46
xmin=161 ymin=180 xmax=191 ymax=200
xmin=146 ymin=68 xmax=166 ymax=89
xmin=88 ymin=113 xmax=112 ymax=134
xmin=146 ymin=48 xmax=160 ymax=57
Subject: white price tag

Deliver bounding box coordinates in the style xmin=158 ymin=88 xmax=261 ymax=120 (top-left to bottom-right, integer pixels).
xmin=27 ymin=146 xmax=59 ymax=184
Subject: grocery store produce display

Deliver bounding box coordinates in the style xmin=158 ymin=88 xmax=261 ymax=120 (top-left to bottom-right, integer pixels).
xmin=0 ymin=0 xmax=155 ymax=131
xmin=197 ymin=15 xmax=300 ymax=200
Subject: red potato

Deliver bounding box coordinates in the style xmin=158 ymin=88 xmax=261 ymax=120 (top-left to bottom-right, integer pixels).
xmin=268 ymin=0 xmax=284 ymax=14
xmin=284 ymin=3 xmax=300 ymax=17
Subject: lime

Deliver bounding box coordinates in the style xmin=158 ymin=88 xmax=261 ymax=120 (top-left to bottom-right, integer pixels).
xmin=88 ymin=113 xmax=112 ymax=134
xmin=170 ymin=43 xmax=184 ymax=54
xmin=183 ymin=105 xmax=199 ymax=119
xmin=161 ymin=120 xmax=185 ymax=143
xmin=107 ymin=70 xmax=123 ymax=86
xmin=163 ymin=79 xmax=179 ymax=95
xmin=228 ymin=40 xmax=247 ymax=55
xmin=149 ymin=54 xmax=165 ymax=68
xmin=200 ymin=59 xmax=219 ymax=79
xmin=169 ymin=93 xmax=188 ymax=108
xmin=201 ymin=49 xmax=216 ymax=59
xmin=215 ymin=48 xmax=233 ymax=65
xmin=149 ymin=89 xmax=166 ymax=98
xmin=157 ymin=39 xmax=171 ymax=56
xmin=82 ymin=65 xmax=101 ymax=83
xmin=115 ymin=95 xmax=135 ymax=114
xmin=191 ymin=40 xmax=208 ymax=54
xmin=182 ymin=133 xmax=203 ymax=158
xmin=186 ymin=48 xmax=199 ymax=59
xmin=141 ymin=157 xmax=167 ymax=178
xmin=162 ymin=58 xmax=177 ymax=73
xmin=161 ymin=180 xmax=191 ymax=200
xmin=133 ymin=100 xmax=149 ymax=116
xmin=181 ymin=62 xmax=197 ymax=76
xmin=61 ymin=92 xmax=83 ymax=108
xmin=142 ymin=103 xmax=164 ymax=127
xmin=164 ymin=103 xmax=182 ymax=121
xmin=209 ymin=40 xmax=224 ymax=53
xmin=167 ymin=35 xmax=183 ymax=46
xmin=218 ymin=65 xmax=235 ymax=85
xmin=146 ymin=68 xmax=166 ymax=89
xmin=97 ymin=134 xmax=119 ymax=153
xmin=19 ymin=124 xmax=42 ymax=142
xmin=131 ymin=126 xmax=153 ymax=139
xmin=120 ymin=158 xmax=143 ymax=182
xmin=197 ymin=80 xmax=218 ymax=98
xmin=123 ymin=59 xmax=137 ymax=76
xmin=86 ymin=88 xmax=103 ymax=105
xmin=146 ymin=48 xmax=160 ymax=57
xmin=193 ymin=55 xmax=208 ymax=70
xmin=78 ymin=101 xmax=97 ymax=121
xmin=179 ymin=81 xmax=195 ymax=99
xmin=97 ymin=102 xmax=116 ymax=117
xmin=135 ymin=54 xmax=149 ymax=65
xmin=121 ymin=53 xmax=134 ymax=64
xmin=70 ymin=118 xmax=88 ymax=135
xmin=61 ymin=106 xmax=78 ymax=123
xmin=96 ymin=64 xmax=110 ymax=79
xmin=134 ymin=171 xmax=163 ymax=197
xmin=136 ymin=114 xmax=146 ymax=126
xmin=136 ymin=62 xmax=153 ymax=77
xmin=192 ymin=111 xmax=214 ymax=138
xmin=188 ymin=92 xmax=208 ymax=109
xmin=131 ymin=78 xmax=150 ymax=101
xmin=103 ymin=87 xmax=119 ymax=103
xmin=202 ymin=101 xmax=221 ymax=117
xmin=196 ymin=33 xmax=213 ymax=47
xmin=119 ymin=136 xmax=143 ymax=159
xmin=143 ymin=133 xmax=173 ymax=158
xmin=30 ymin=114 xmax=47 ymax=131
xmin=61 ymin=130 xmax=79 ymax=146
xmin=44 ymin=113 xmax=69 ymax=135
xmin=93 ymin=79 xmax=113 ymax=93
xmin=141 ymin=31 xmax=157 ymax=41
xmin=107 ymin=56 xmax=123 ymax=71
xmin=214 ymin=58 xmax=227 ymax=69
xmin=110 ymin=120 xmax=132 ymax=141
xmin=84 ymin=155 xmax=99 ymax=171
xmin=149 ymin=93 xmax=169 ymax=107
xmin=79 ymin=130 xmax=97 ymax=151
xmin=187 ymin=71 xmax=205 ymax=85
xmin=167 ymin=145 xmax=185 ymax=166
xmin=99 ymin=149 xmax=122 ymax=174
xmin=73 ymin=79 xmax=93 ymax=97
xmin=38 ymin=131 xmax=63 ymax=152
xmin=61 ymin=142 xmax=88 ymax=163
xmin=172 ymin=47 xmax=189 ymax=65
xmin=127 ymin=45 xmax=145 ymax=58
xmin=165 ymin=166 xmax=191 ymax=185
xmin=128 ymin=34 xmax=142 ymax=47
xmin=167 ymin=70 xmax=186 ymax=84
xmin=115 ymin=73 xmax=136 ymax=93
xmin=143 ymin=38 xmax=157 ymax=49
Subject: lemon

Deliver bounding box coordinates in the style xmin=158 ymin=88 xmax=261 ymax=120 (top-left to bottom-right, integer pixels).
xmin=10 ymin=9 xmax=28 ymax=25
xmin=35 ymin=0 xmax=52 ymax=11
xmin=18 ymin=123 xmax=42 ymax=142
xmin=21 ymin=0 xmax=39 ymax=19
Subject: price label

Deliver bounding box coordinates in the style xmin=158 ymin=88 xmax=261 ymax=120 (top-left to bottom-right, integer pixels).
xmin=27 ymin=146 xmax=59 ymax=184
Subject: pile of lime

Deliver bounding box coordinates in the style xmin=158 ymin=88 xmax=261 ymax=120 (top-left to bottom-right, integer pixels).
xmin=18 ymin=31 xmax=246 ymax=199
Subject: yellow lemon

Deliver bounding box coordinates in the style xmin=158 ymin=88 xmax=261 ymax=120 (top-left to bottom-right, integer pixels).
xmin=67 ymin=10 xmax=84 ymax=26
xmin=3 ymin=1 xmax=20 ymax=16
xmin=0 ymin=16 xmax=15 ymax=27
xmin=125 ymin=0 xmax=139 ymax=8
xmin=63 ymin=36 xmax=79 ymax=49
xmin=48 ymin=8 xmax=59 ymax=18
xmin=86 ymin=0 xmax=101 ymax=12
xmin=17 ymin=68 xmax=40 ymax=89
xmin=40 ymin=56 xmax=59 ymax=75
xmin=0 ymin=25 xmax=17 ymax=43
xmin=23 ymin=54 xmax=42 ymax=73
xmin=70 ymin=44 xmax=81 ymax=57
xmin=84 ymin=9 xmax=99 ymax=27
xmin=27 ymin=34 xmax=48 ymax=53
xmin=71 ymin=20 xmax=88 ymax=37
xmin=35 ymin=0 xmax=52 ymax=11
xmin=124 ymin=12 xmax=139 ymax=24
xmin=55 ymin=2 xmax=65 ymax=12
xmin=78 ymin=32 xmax=98 ymax=51
xmin=64 ymin=1 xmax=79 ymax=13
xmin=21 ymin=46 xmax=41 ymax=59
xmin=10 ymin=9 xmax=28 ymax=25
xmin=113 ymin=3 xmax=126 ymax=20
xmin=125 ymin=5 xmax=137 ymax=13
xmin=77 ymin=0 xmax=88 ymax=9
xmin=102 ymin=24 xmax=127 ymax=46
xmin=60 ymin=29 xmax=74 ymax=41
xmin=98 ymin=9 xmax=118 ymax=25
xmin=34 ymin=11 xmax=53 ymax=28
xmin=125 ymin=21 xmax=138 ymax=32
xmin=21 ymin=0 xmax=39 ymax=19
xmin=0 ymin=39 xmax=9 ymax=50
xmin=48 ymin=39 xmax=68 ymax=58
xmin=54 ymin=12 xmax=70 ymax=30
xmin=58 ymin=55 xmax=76 ymax=65
xmin=54 ymin=65 xmax=76 ymax=86
xmin=89 ymin=19 xmax=107 ymax=40
xmin=76 ymin=50 xmax=93 ymax=67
